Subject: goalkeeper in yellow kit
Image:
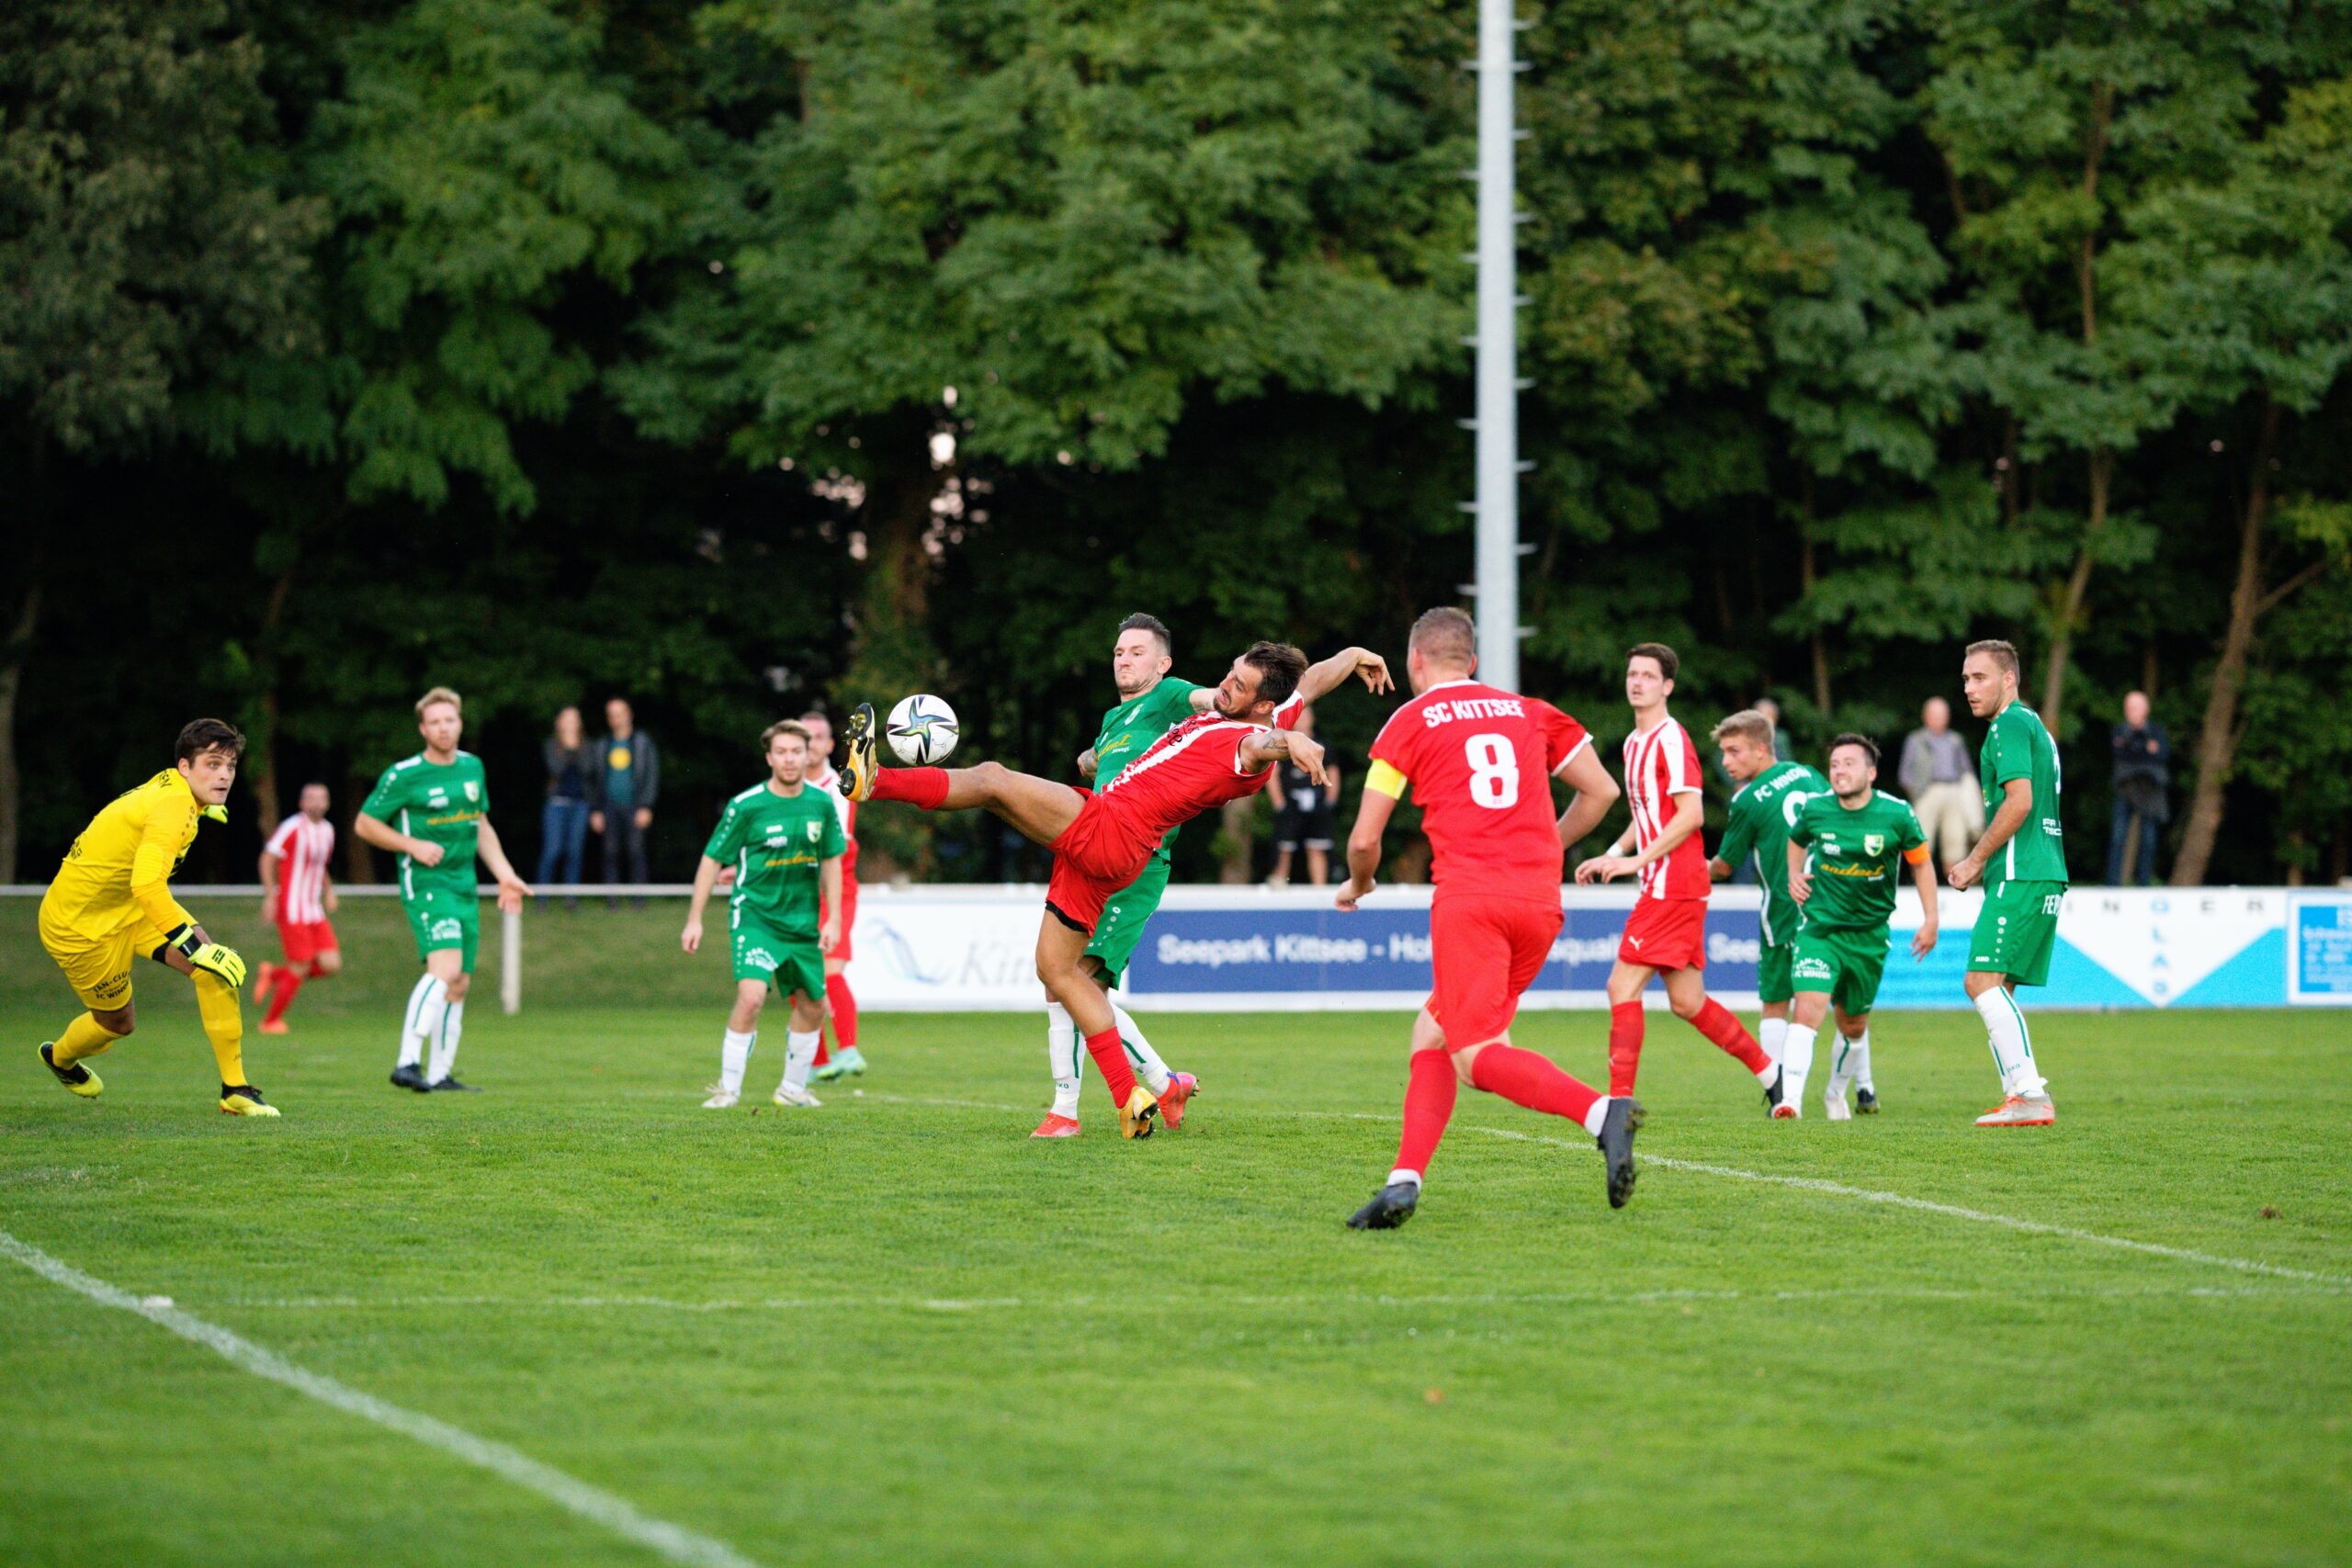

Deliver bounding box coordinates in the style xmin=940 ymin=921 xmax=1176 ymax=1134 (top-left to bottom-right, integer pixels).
xmin=36 ymin=717 xmax=280 ymax=1116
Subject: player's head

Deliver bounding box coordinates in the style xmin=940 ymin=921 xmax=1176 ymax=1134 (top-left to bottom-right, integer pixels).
xmin=1213 ymin=641 xmax=1309 ymax=722
xmin=2122 ymin=689 xmax=2150 ymax=726
xmin=1922 ymin=695 xmax=1950 ymax=731
xmin=175 ymin=718 xmax=244 ymax=804
xmin=798 ymin=710 xmax=834 ymax=763
xmin=1113 ymin=614 xmax=1174 ymax=698
xmin=414 ymin=687 xmax=463 ymax=753
xmin=554 ymin=705 xmax=582 ymax=744
xmin=1406 ymin=606 xmax=1476 ymax=694
xmin=1826 ymin=733 xmax=1880 ymax=798
xmin=300 ymin=781 xmax=331 ymax=819
xmin=606 ymin=696 xmax=634 ymax=735
xmin=1625 ymin=643 xmax=1678 ymax=711
xmin=760 ymin=719 xmax=812 ymax=784
xmin=1962 ymin=639 xmax=2019 ymax=718
xmin=1711 ymin=710 xmax=1777 ymax=783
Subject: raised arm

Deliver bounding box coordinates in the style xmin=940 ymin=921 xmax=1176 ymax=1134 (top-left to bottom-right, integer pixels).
xmin=1238 ymin=728 xmax=1325 ymax=782
xmin=1294 ymin=646 xmax=1394 ymax=705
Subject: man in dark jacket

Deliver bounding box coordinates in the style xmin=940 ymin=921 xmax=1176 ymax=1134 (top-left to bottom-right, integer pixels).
xmin=590 ymin=697 xmax=661 ymax=897
xmin=2107 ymin=690 xmax=2170 ymax=886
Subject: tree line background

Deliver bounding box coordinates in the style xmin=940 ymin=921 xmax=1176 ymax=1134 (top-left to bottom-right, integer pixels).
xmin=6 ymin=0 xmax=2351 ymax=891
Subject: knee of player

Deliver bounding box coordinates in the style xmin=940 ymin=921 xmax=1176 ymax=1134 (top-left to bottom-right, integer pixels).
xmin=314 ymin=952 xmax=344 ymax=976
xmin=1447 ymin=1046 xmax=1481 ymax=1086
xmin=96 ymin=1005 xmax=137 ymax=1038
xmin=1667 ymin=990 xmax=1707 ymax=1021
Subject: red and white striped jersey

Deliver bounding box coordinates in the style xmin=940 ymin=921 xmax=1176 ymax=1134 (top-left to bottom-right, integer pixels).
xmin=265 ymin=813 xmax=335 ymax=922
xmin=1622 ymin=716 xmax=1709 ymax=901
xmin=807 ymin=763 xmax=861 ymax=882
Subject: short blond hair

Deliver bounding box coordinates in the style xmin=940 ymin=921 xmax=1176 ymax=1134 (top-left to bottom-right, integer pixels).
xmin=1711 ymin=709 xmax=1774 ymax=748
xmin=1965 ymin=639 xmax=2020 ymax=679
xmin=760 ymin=719 xmax=812 ymax=752
xmin=415 ymin=686 xmax=462 ymax=717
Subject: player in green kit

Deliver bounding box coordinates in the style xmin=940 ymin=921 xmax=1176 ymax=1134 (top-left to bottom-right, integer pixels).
xmin=682 ymin=720 xmax=845 ymax=1109
xmin=1948 ymin=639 xmax=2065 ymax=1126
xmin=1707 ymin=708 xmax=1827 ymax=1095
xmin=355 ymin=686 xmax=529 ymax=1093
xmin=1029 ymin=613 xmax=1392 ymax=1137
xmin=1783 ymin=735 xmax=1939 ymax=1119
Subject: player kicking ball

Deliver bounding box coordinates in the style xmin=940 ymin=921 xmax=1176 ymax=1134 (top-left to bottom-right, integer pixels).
xmin=1947 ymin=639 xmax=2064 ymax=1126
xmin=1706 ymin=710 xmax=1826 ymax=1095
xmin=35 ymin=719 xmax=278 ymax=1116
xmin=1576 ymin=644 xmax=1782 ymax=1110
xmin=355 ymin=687 xmax=529 ymax=1093
xmin=684 ymin=721 xmax=846 ymax=1108
xmin=1782 ymin=735 xmax=1939 ymax=1118
xmin=253 ymin=781 xmax=342 ymax=1034
xmin=1336 ymin=608 xmax=1637 ymax=1224
xmin=843 ymin=640 xmax=1385 ymax=1138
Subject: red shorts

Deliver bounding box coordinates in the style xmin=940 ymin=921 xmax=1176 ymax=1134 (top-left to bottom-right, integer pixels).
xmin=822 ymin=876 xmax=858 ymax=962
xmin=1618 ymin=897 xmax=1707 ymax=971
xmin=1424 ymin=895 xmax=1563 ymax=1049
xmin=277 ymin=918 xmax=339 ymax=964
xmin=1044 ymin=791 xmax=1153 ymax=934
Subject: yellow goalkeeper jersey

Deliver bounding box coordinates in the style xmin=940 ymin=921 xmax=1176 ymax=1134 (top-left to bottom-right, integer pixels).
xmin=40 ymin=768 xmax=226 ymax=942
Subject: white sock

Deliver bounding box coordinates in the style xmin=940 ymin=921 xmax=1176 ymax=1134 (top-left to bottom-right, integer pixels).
xmin=1385 ymin=1168 xmax=1422 ymax=1190
xmin=397 ymin=974 xmax=437 ymax=1068
xmin=783 ymin=1029 xmax=820 ymax=1090
xmin=1781 ymin=1023 xmax=1817 ymax=1105
xmin=1581 ymin=1099 xmax=1612 ymax=1138
xmin=1829 ymin=1028 xmax=1871 ymax=1093
xmin=427 ymin=998 xmax=464 ymax=1083
xmin=1758 ymin=1016 xmax=1788 ymax=1066
xmin=1046 ymin=1002 xmax=1081 ymax=1118
xmin=1112 ymin=1002 xmax=1171 ymax=1096
xmin=720 ymin=1029 xmax=755 ymax=1096
xmin=1973 ymin=988 xmax=2043 ymax=1096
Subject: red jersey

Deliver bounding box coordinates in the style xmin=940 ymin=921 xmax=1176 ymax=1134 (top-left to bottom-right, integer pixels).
xmin=1094 ymin=696 xmax=1301 ymax=857
xmin=1623 ymin=716 xmax=1708 ymax=900
xmin=263 ymin=812 xmax=335 ymax=923
xmin=808 ymin=762 xmax=860 ymax=882
xmin=1367 ymin=681 xmax=1591 ymax=904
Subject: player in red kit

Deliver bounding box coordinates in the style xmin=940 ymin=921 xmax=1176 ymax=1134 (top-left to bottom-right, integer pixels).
xmin=1335 ymin=608 xmax=1638 ymax=1226
xmin=1575 ymin=643 xmax=1785 ymax=1111
xmin=798 ymin=710 xmax=866 ymax=1080
xmin=252 ymin=781 xmax=342 ymax=1033
xmin=842 ymin=640 xmax=1391 ymax=1138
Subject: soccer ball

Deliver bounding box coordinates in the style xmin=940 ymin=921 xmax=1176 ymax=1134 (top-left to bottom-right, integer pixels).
xmin=887 ymin=694 xmax=960 ymax=765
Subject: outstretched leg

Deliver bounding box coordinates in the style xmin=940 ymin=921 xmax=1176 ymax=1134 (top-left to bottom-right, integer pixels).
xmin=867 ymin=761 xmax=1088 ymax=847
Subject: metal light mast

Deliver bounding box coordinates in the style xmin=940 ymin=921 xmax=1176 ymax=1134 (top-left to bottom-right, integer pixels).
xmin=1466 ymin=0 xmax=1525 ymax=688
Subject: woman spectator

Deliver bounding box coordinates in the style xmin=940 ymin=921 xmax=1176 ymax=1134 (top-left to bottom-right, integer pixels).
xmin=537 ymin=705 xmax=592 ymax=894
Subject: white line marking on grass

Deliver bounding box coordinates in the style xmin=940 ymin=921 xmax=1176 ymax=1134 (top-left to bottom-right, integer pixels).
xmin=0 ymin=1228 xmax=764 ymax=1568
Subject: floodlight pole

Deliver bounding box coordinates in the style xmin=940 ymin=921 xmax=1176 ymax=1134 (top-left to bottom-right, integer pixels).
xmin=1468 ymin=0 xmax=1523 ymax=690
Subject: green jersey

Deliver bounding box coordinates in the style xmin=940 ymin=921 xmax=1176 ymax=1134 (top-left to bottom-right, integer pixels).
xmin=1980 ymin=700 xmax=2067 ymax=887
xmin=703 ymin=781 xmax=845 ymax=941
xmin=363 ymin=750 xmax=491 ymax=899
xmin=1789 ymin=789 xmax=1926 ymax=932
xmin=1091 ymin=674 xmax=1203 ymax=859
xmin=1719 ymin=760 xmax=1829 ymax=946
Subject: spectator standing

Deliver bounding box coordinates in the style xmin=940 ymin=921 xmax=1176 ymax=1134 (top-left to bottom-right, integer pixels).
xmin=1266 ymin=706 xmax=1341 ymax=886
xmin=2107 ymin=691 xmax=2171 ymax=886
xmin=590 ymin=697 xmax=661 ymax=898
xmin=537 ymin=705 xmax=592 ymax=895
xmin=1901 ymin=696 xmax=1983 ymax=868
xmin=1753 ymin=697 xmax=1796 ymax=762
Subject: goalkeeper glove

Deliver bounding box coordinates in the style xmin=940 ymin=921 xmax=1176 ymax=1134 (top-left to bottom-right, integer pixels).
xmin=164 ymin=923 xmax=247 ymax=989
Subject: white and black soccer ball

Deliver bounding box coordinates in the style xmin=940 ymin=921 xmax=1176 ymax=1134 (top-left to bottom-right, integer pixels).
xmin=887 ymin=694 xmax=960 ymax=765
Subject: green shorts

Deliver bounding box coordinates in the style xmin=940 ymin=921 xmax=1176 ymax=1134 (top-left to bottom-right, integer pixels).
xmin=1792 ymin=925 xmax=1890 ymax=1017
xmin=1085 ymin=853 xmax=1171 ymax=987
xmin=1970 ymin=879 xmax=2064 ymax=987
xmin=403 ymin=887 xmax=479 ymax=971
xmin=1758 ymin=939 xmax=1796 ymax=1006
xmin=732 ymin=916 xmax=826 ymax=999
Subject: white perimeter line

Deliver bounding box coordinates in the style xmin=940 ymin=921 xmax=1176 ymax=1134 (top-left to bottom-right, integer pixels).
xmin=0 ymin=1229 xmax=763 ymax=1568
xmin=872 ymin=1095 xmax=2349 ymax=1288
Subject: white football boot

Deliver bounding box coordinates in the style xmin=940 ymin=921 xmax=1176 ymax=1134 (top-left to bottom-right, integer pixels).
xmin=702 ymin=1085 xmax=740 ymax=1109
xmin=772 ymin=1081 xmax=823 ymax=1108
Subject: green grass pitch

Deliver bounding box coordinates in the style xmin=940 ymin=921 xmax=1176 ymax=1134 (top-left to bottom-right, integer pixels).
xmin=1 ymin=898 xmax=2347 ymax=1566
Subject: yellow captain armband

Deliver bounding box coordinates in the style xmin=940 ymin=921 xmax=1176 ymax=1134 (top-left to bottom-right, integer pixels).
xmin=1364 ymin=759 xmax=1408 ymax=799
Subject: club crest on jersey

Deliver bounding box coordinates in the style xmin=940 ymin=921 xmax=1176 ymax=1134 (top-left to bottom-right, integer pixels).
xmin=465 ymin=781 xmax=480 ymax=802
xmin=806 ymin=819 xmax=823 ymax=842
xmin=1864 ymin=833 xmax=1885 ymax=856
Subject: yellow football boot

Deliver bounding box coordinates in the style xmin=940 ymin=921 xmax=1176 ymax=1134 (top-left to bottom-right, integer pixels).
xmin=40 ymin=1043 xmax=103 ymax=1099
xmin=1118 ymin=1086 xmax=1159 ymax=1140
xmin=220 ymin=1084 xmax=282 ymax=1118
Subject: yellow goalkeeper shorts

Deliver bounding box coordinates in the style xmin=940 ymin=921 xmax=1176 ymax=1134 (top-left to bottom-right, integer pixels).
xmin=40 ymin=908 xmax=171 ymax=1012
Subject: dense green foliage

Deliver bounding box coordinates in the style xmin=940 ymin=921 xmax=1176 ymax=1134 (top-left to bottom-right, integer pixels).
xmin=7 ymin=0 xmax=2351 ymax=886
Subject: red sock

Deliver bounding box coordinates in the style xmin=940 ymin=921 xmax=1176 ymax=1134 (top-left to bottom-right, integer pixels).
xmin=813 ymin=1032 xmax=831 ymax=1066
xmin=1690 ymin=997 xmax=1771 ymax=1075
xmin=1470 ymin=1043 xmax=1601 ymax=1126
xmin=1392 ymin=1048 xmax=1458 ymax=1179
xmin=869 ymin=766 xmax=949 ymax=808
xmin=1609 ymin=1001 xmax=1645 ymax=1096
xmin=826 ymin=971 xmax=858 ymax=1051
xmin=263 ymin=965 xmax=304 ymax=1026
xmin=1083 ymin=1026 xmax=1137 ymax=1107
